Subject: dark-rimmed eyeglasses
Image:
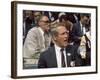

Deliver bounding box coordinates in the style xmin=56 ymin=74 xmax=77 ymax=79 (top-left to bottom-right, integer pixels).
xmin=40 ymin=20 xmax=50 ymax=23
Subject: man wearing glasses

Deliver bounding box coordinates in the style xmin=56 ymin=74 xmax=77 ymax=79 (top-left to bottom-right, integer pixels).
xmin=23 ymin=15 xmax=51 ymax=69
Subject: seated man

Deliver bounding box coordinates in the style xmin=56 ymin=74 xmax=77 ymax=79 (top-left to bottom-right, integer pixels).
xmin=23 ymin=15 xmax=51 ymax=69
xmin=38 ymin=22 xmax=82 ymax=68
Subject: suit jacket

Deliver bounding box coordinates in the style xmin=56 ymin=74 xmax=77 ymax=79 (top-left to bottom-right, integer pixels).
xmin=23 ymin=27 xmax=51 ymax=59
xmin=71 ymin=21 xmax=83 ymax=42
xmin=38 ymin=45 xmax=82 ymax=68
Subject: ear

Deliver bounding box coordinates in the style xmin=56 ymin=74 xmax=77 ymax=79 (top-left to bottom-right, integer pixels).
xmin=53 ymin=36 xmax=57 ymax=41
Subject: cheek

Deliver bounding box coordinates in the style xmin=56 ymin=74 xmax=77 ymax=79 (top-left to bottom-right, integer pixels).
xmin=57 ymin=37 xmax=64 ymax=43
xmin=41 ymin=22 xmax=47 ymax=26
xmin=66 ymin=35 xmax=69 ymax=39
xmin=45 ymin=26 xmax=49 ymax=31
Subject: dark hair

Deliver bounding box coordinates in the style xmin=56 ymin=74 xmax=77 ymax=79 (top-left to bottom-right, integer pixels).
xmin=59 ymin=15 xmax=68 ymax=22
xmin=80 ymin=13 xmax=90 ymax=19
xmin=59 ymin=14 xmax=76 ymax=23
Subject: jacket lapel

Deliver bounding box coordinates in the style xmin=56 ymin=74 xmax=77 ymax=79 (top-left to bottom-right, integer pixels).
xmin=37 ymin=28 xmax=45 ymax=49
xmin=65 ymin=46 xmax=72 ymax=67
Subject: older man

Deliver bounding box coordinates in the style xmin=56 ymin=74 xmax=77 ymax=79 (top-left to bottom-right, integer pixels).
xmin=23 ymin=15 xmax=51 ymax=68
xmin=38 ymin=22 xmax=81 ymax=68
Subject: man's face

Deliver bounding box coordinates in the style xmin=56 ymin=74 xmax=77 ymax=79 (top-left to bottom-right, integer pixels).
xmin=82 ymin=16 xmax=89 ymax=26
xmin=39 ymin=16 xmax=50 ymax=32
xmin=34 ymin=12 xmax=41 ymax=21
xmin=55 ymin=26 xmax=69 ymax=48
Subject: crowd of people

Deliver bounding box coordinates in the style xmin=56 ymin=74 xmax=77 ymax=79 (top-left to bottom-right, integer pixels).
xmin=23 ymin=10 xmax=91 ymax=69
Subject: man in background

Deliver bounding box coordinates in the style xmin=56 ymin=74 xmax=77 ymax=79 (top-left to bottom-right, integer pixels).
xmin=23 ymin=15 xmax=51 ymax=69
xmin=71 ymin=14 xmax=90 ymax=49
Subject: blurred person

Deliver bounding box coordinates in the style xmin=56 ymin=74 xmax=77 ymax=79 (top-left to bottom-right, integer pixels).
xmin=65 ymin=13 xmax=76 ymax=23
xmin=71 ymin=13 xmax=90 ymax=49
xmin=23 ymin=11 xmax=34 ymax=38
xmin=23 ymin=11 xmax=42 ymax=44
xmin=33 ymin=11 xmax=42 ymax=25
xmin=78 ymin=31 xmax=91 ymax=66
xmin=23 ymin=15 xmax=51 ymax=68
xmin=73 ymin=13 xmax=80 ymax=23
xmin=78 ymin=21 xmax=91 ymax=66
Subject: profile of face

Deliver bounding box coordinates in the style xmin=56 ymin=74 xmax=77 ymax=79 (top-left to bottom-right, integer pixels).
xmin=54 ymin=26 xmax=69 ymax=48
xmin=39 ymin=16 xmax=50 ymax=32
xmin=81 ymin=16 xmax=90 ymax=26
xmin=34 ymin=12 xmax=41 ymax=21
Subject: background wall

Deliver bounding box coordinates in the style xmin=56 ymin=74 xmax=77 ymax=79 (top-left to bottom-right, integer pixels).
xmin=0 ymin=0 xmax=99 ymax=80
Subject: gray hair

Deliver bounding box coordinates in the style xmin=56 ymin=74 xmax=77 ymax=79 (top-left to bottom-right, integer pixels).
xmin=50 ymin=22 xmax=66 ymax=37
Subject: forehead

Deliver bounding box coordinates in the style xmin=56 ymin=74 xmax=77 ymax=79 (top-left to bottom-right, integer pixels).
xmin=83 ymin=16 xmax=89 ymax=19
xmin=40 ymin=16 xmax=49 ymax=20
xmin=34 ymin=12 xmax=41 ymax=15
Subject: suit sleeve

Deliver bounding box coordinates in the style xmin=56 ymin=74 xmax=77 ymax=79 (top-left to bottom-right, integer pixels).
xmin=73 ymin=46 xmax=82 ymax=66
xmin=23 ymin=28 xmax=38 ymax=58
xmin=71 ymin=24 xmax=81 ymax=42
xmin=38 ymin=52 xmax=47 ymax=68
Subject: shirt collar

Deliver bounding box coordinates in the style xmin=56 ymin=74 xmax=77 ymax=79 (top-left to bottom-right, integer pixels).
xmin=80 ymin=21 xmax=83 ymax=27
xmin=80 ymin=21 xmax=85 ymax=27
xmin=54 ymin=44 xmax=65 ymax=52
xmin=38 ymin=27 xmax=44 ymax=36
xmin=55 ymin=44 xmax=61 ymax=52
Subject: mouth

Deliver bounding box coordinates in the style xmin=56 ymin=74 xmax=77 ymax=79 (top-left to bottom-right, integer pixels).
xmin=62 ymin=40 xmax=68 ymax=47
xmin=64 ymin=39 xmax=68 ymax=42
xmin=64 ymin=40 xmax=68 ymax=44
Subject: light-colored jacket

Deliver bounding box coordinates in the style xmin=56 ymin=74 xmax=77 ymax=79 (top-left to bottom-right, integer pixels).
xmin=23 ymin=27 xmax=51 ymax=60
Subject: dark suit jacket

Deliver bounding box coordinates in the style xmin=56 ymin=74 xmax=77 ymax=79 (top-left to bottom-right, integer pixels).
xmin=38 ymin=45 xmax=82 ymax=68
xmin=71 ymin=21 xmax=83 ymax=42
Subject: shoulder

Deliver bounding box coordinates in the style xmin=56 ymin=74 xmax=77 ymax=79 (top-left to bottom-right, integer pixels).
xmin=66 ymin=45 xmax=77 ymax=52
xmin=40 ymin=46 xmax=54 ymax=57
xmin=72 ymin=22 xmax=80 ymax=31
xmin=28 ymin=27 xmax=39 ymax=33
xmin=66 ymin=45 xmax=76 ymax=49
xmin=25 ymin=27 xmax=40 ymax=40
xmin=74 ymin=22 xmax=80 ymax=27
xmin=27 ymin=27 xmax=40 ymax=35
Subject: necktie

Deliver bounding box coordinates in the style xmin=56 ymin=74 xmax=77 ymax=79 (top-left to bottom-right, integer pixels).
xmin=60 ymin=48 xmax=66 ymax=67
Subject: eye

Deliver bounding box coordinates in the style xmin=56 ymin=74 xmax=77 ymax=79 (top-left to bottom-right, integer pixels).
xmin=41 ymin=20 xmax=50 ymax=23
xmin=60 ymin=32 xmax=69 ymax=35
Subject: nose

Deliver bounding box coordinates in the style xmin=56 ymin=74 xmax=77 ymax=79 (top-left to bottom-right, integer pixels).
xmin=65 ymin=34 xmax=68 ymax=38
xmin=64 ymin=31 xmax=69 ymax=38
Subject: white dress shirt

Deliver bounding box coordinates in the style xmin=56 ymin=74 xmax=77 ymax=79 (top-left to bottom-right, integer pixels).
xmin=80 ymin=22 xmax=86 ymax=35
xmin=54 ymin=44 xmax=67 ymax=68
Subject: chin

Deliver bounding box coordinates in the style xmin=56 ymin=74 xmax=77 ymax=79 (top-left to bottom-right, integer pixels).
xmin=65 ymin=43 xmax=68 ymax=47
xmin=62 ymin=44 xmax=67 ymax=48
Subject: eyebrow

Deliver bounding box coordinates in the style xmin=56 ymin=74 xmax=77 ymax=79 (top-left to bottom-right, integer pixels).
xmin=59 ymin=31 xmax=69 ymax=35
